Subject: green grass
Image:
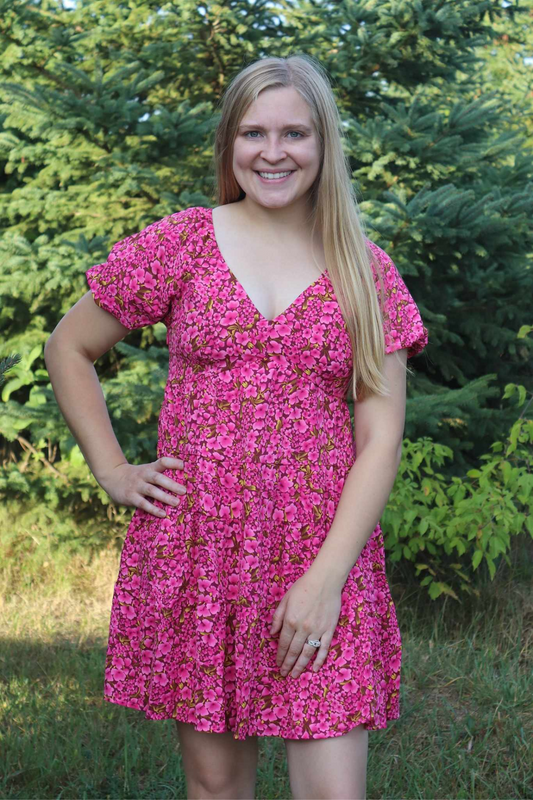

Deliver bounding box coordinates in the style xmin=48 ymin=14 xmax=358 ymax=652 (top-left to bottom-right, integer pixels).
xmin=1 ymin=524 xmax=531 ymax=799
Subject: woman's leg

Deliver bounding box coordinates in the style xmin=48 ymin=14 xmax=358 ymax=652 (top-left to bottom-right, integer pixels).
xmin=175 ymin=720 xmax=259 ymax=800
xmin=284 ymin=724 xmax=369 ymax=800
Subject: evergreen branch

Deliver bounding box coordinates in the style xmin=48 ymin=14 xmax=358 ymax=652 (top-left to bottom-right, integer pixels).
xmin=15 ymin=435 xmax=70 ymax=484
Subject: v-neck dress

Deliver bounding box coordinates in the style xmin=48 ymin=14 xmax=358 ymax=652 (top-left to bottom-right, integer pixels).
xmin=86 ymin=205 xmax=428 ymax=740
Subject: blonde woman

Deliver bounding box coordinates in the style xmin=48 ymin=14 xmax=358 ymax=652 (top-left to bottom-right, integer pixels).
xmin=45 ymin=54 xmax=428 ymax=799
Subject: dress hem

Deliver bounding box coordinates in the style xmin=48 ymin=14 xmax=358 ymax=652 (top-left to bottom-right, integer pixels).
xmin=103 ymin=693 xmax=400 ymax=739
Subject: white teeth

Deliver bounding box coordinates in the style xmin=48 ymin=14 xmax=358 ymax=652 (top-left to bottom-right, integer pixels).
xmin=258 ymin=171 xmax=293 ymax=179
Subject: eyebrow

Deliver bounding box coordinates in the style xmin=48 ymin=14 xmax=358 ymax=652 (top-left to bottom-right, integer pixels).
xmin=238 ymin=123 xmax=313 ymax=133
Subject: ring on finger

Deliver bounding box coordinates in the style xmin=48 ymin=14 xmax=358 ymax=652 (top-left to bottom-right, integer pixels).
xmin=289 ymin=638 xmax=320 ymax=677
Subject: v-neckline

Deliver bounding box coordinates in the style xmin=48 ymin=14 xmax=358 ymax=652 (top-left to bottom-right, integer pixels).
xmin=207 ymin=206 xmax=328 ymax=325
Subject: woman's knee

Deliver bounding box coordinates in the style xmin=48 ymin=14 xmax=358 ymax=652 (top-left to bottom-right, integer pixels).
xmin=284 ymin=724 xmax=369 ymax=800
xmin=175 ymin=721 xmax=259 ymax=799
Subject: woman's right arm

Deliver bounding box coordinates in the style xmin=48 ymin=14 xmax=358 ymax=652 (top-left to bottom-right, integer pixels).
xmin=44 ymin=291 xmax=185 ymax=518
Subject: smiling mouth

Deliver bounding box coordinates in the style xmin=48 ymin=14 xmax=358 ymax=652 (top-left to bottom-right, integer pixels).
xmin=254 ymin=170 xmax=296 ymax=180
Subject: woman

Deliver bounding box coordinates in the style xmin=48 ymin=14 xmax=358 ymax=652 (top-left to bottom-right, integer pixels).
xmin=45 ymin=54 xmax=428 ymax=800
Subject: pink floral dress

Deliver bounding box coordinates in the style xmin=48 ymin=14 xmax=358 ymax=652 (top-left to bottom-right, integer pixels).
xmin=86 ymin=205 xmax=428 ymax=740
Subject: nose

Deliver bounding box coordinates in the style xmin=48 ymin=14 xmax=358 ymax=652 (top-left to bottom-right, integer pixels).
xmin=259 ymin=136 xmax=288 ymax=163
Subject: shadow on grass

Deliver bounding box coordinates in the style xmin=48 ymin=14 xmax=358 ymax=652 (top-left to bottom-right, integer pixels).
xmin=1 ymin=635 xmax=189 ymax=799
xmin=1 ymin=535 xmax=531 ymax=799
xmin=0 ymin=635 xmax=292 ymax=800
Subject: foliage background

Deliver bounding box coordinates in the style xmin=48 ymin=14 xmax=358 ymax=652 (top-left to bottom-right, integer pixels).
xmin=0 ymin=0 xmax=532 ymax=601
xmin=0 ymin=2 xmax=532 ymax=799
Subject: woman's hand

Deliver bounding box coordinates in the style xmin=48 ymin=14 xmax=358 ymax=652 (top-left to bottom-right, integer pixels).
xmin=269 ymin=570 xmax=342 ymax=678
xmin=97 ymin=456 xmax=187 ymax=518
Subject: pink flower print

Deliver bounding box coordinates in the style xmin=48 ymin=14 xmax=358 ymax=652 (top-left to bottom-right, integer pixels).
xmin=269 ymin=583 xmax=286 ymax=604
xmin=129 ymin=574 xmax=141 ymax=590
xmin=109 ymin=659 xmax=129 ymax=682
xmin=245 ymin=554 xmax=260 ymax=571
xmin=338 ymin=667 xmax=352 ymax=683
xmin=164 ymin=575 xmax=181 ymax=595
xmin=268 ymin=340 xmax=283 ymax=356
xmin=227 ymin=585 xmax=239 ymax=603
xmin=342 ymin=644 xmax=355 ymax=662
xmin=243 ymin=383 xmax=259 ymax=399
xmin=120 ymin=604 xmax=137 ymax=621
xmin=389 ymin=652 xmax=401 ymax=674
xmin=221 ymin=308 xmax=239 ymax=326
xmin=220 ymin=470 xmax=239 ymax=490
xmin=126 ymin=553 xmax=140 ymax=567
xmin=275 ymin=321 xmax=292 ymax=336
xmin=124 ymin=268 xmax=139 ymax=291
xmin=229 ymin=496 xmax=244 ymax=518
xmin=344 ymin=677 xmax=363 ymax=694
xmin=293 ymin=418 xmax=309 ymax=434
xmin=151 ymin=255 xmax=165 ymax=277
xmin=309 ymin=324 xmax=325 ymax=345
xmin=216 ymin=427 xmax=238 ymax=449
xmin=293 ymin=699 xmax=305 ymax=721
xmin=105 ymin=283 xmax=118 ymax=298
xmin=309 ymin=719 xmax=330 ymax=736
xmin=301 ymin=350 xmax=319 ymax=369
xmin=297 ymin=671 xmax=313 ymax=688
xmin=235 ymin=329 xmax=252 ymax=347
xmin=200 ymin=493 xmax=215 ymax=514
xmin=324 ymin=496 xmax=337 ymax=519
xmin=263 ymin=722 xmax=281 ymax=736
xmin=202 ymin=631 xmax=219 ymax=647
xmin=141 ymin=649 xmax=153 ymax=664
xmin=323 ymin=300 xmax=337 ymax=315
xmin=153 ymin=530 xmax=170 ymax=548
xmin=152 ymin=672 xmax=168 ymax=686
xmin=91 ymin=209 xmax=419 ymax=737
xmin=144 ymin=271 xmax=157 ymax=291
xmin=203 ymin=687 xmax=220 ymax=703
xmin=198 ymin=599 xmax=221 ymax=617
xmin=262 ymin=706 xmax=280 ymax=723
xmin=286 ymin=402 xmax=302 ymax=422
xmin=271 ymin=505 xmax=285 ymax=525
xmin=253 ymin=403 xmax=268 ymax=424
xmin=218 ymin=503 xmax=232 ymax=521
xmin=205 ymin=696 xmax=223 ymax=714
xmin=156 ymin=640 xmax=173 ymax=658
xmin=275 ymin=703 xmax=290 ymax=720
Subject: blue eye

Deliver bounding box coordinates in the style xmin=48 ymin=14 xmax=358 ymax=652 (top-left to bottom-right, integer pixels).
xmin=244 ymin=131 xmax=303 ymax=139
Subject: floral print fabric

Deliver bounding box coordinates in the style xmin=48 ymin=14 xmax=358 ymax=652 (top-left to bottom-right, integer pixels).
xmin=86 ymin=205 xmax=428 ymax=740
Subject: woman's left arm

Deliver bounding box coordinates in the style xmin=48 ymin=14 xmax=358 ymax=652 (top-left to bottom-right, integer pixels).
xmin=307 ymin=347 xmax=408 ymax=589
xmin=270 ymin=349 xmax=409 ymax=678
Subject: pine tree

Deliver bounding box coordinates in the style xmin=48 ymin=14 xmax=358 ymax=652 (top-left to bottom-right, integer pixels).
xmin=276 ymin=0 xmax=533 ymax=470
xmin=0 ymin=0 xmax=531 ymax=515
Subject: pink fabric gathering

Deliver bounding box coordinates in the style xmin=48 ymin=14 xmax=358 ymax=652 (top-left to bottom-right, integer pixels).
xmin=86 ymin=205 xmax=428 ymax=740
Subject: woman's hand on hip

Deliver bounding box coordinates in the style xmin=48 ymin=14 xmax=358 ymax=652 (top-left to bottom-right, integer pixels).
xmin=97 ymin=456 xmax=188 ymax=517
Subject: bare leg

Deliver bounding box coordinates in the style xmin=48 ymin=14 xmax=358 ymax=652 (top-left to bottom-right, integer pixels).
xmin=175 ymin=720 xmax=259 ymax=800
xmin=284 ymin=724 xmax=369 ymax=800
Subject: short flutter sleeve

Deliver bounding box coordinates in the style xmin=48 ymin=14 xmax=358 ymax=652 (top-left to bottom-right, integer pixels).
xmin=367 ymin=241 xmax=428 ymax=358
xmin=85 ymin=212 xmax=188 ymax=330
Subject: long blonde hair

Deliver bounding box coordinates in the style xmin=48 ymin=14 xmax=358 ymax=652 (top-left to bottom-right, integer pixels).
xmin=211 ymin=53 xmax=411 ymax=402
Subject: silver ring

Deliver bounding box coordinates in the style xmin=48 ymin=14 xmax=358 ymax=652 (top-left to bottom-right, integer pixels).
xmin=306 ymin=638 xmax=321 ymax=648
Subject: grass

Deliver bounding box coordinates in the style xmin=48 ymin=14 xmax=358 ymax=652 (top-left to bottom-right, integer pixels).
xmin=0 ymin=523 xmax=531 ymax=799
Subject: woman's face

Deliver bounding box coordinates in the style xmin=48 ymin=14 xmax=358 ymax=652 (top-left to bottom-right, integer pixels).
xmin=232 ymin=86 xmax=321 ymax=210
